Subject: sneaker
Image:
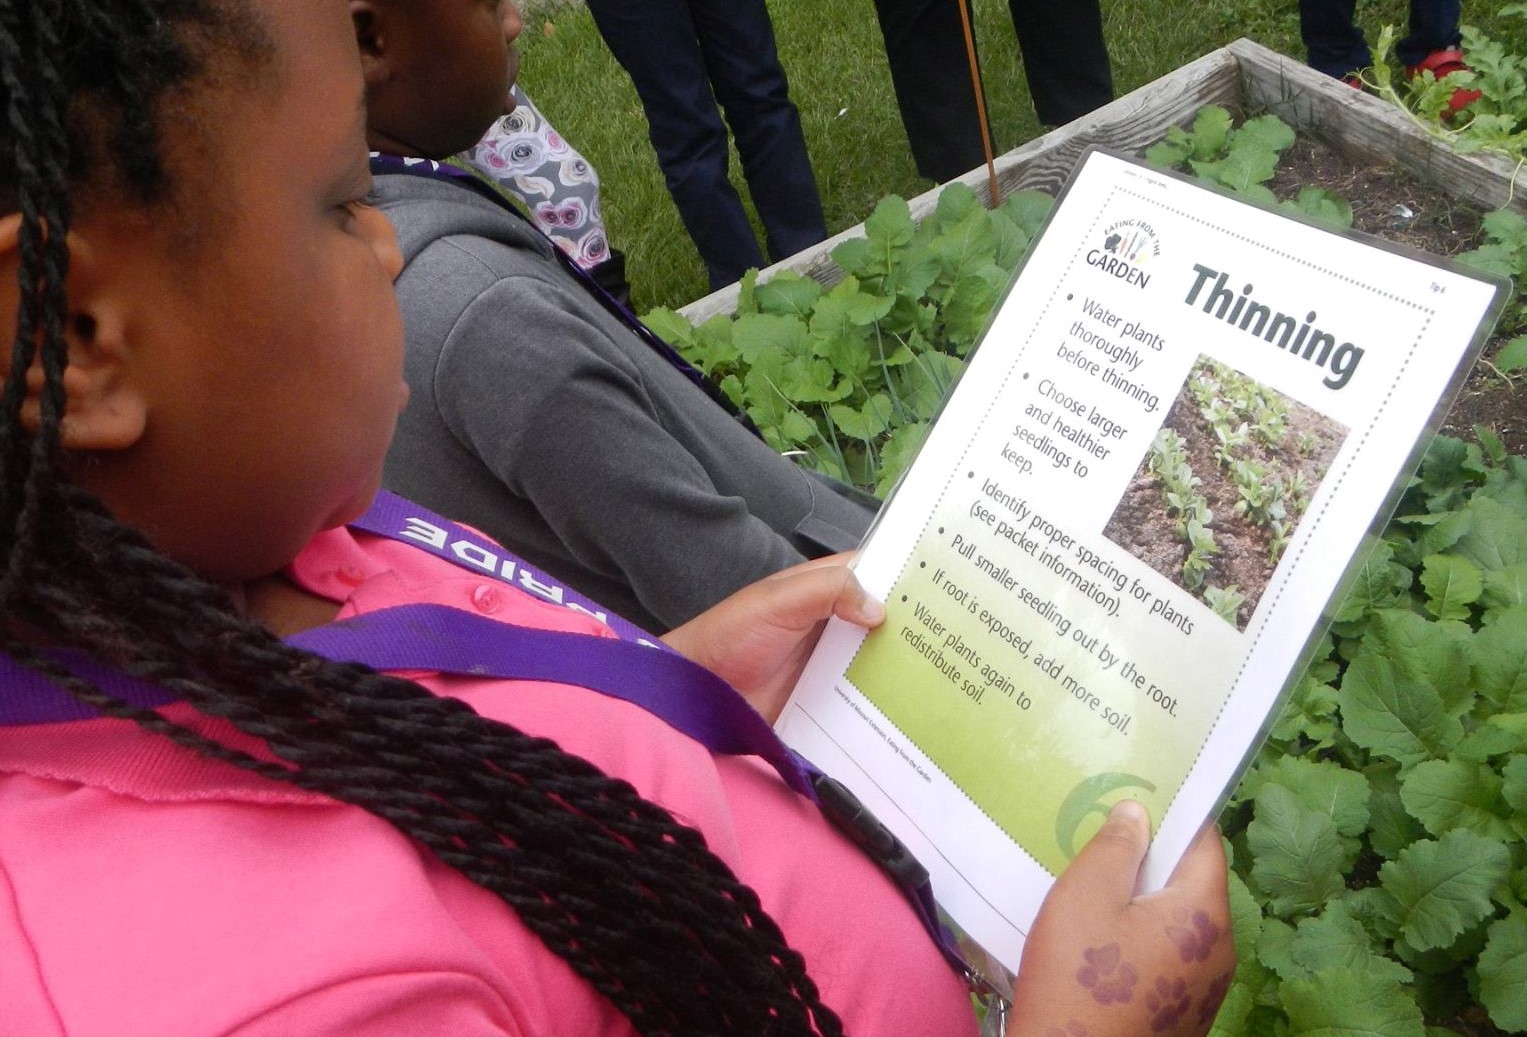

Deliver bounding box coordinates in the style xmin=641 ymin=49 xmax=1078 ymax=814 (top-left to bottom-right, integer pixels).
xmin=1405 ymin=48 xmax=1483 ymax=114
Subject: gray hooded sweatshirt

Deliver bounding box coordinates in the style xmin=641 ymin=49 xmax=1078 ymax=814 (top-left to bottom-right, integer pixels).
xmin=374 ymin=170 xmax=875 ymax=632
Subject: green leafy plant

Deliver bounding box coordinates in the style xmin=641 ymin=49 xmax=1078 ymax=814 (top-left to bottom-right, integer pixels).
xmin=1145 ymin=105 xmax=1354 ymax=229
xmin=1181 ymin=517 xmax=1223 ymax=592
xmin=1229 ymin=458 xmax=1286 ymax=527
xmin=1203 ymin=584 xmax=1247 ymax=625
xmin=1149 ymin=429 xmax=1202 ymax=519
xmin=1145 ymin=427 xmax=1239 ymax=600
xmin=1457 ymin=207 xmax=1527 ymax=378
xmin=644 ymin=184 xmax=1053 ymax=495
xmin=1365 ymin=14 xmax=1527 ymax=169
xmin=1214 ymin=430 xmax=1527 ymax=1037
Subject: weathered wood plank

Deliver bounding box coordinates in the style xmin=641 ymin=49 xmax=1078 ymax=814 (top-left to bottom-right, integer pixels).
xmin=1229 ymin=38 xmax=1525 ymax=216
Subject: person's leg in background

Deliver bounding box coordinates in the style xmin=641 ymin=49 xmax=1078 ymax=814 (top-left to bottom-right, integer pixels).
xmin=584 ymin=0 xmax=764 ymax=288
xmin=870 ymin=0 xmax=988 ymax=184
xmin=1395 ymin=0 xmax=1463 ymax=68
xmin=1297 ymin=0 xmax=1371 ymax=78
xmin=688 ymin=0 xmax=826 ymax=263
xmin=1006 ymin=0 xmax=1114 ymax=126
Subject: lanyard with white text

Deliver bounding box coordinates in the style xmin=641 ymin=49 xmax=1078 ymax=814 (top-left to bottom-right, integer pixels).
xmin=348 ymin=489 xmax=665 ymax=646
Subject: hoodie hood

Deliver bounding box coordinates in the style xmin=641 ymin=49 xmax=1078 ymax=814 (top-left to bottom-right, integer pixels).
xmin=372 ymin=166 xmax=556 ymax=267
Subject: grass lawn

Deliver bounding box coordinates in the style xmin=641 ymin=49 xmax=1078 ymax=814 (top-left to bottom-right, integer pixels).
xmin=513 ymin=0 xmax=1527 ymax=312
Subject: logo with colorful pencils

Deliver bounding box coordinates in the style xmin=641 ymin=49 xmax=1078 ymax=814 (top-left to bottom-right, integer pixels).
xmin=1086 ymin=219 xmax=1161 ymax=289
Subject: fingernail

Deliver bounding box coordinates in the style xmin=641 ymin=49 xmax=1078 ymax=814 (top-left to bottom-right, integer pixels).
xmin=1110 ymin=800 xmax=1148 ymax=827
xmin=860 ymin=594 xmax=886 ymax=625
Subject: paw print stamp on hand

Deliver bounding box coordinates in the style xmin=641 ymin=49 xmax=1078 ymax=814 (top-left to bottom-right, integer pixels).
xmin=1197 ymin=971 xmax=1232 ymax=1025
xmin=1145 ymin=976 xmax=1191 ymax=1031
xmin=1165 ymin=909 xmax=1222 ymax=963
xmin=1076 ymin=944 xmax=1138 ymax=1005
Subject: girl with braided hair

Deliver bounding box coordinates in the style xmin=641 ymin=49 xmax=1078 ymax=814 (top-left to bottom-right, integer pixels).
xmin=0 ymin=1 xmax=1232 ymax=1034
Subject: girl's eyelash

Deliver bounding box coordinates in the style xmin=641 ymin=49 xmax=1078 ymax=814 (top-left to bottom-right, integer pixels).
xmin=337 ymin=195 xmax=375 ymax=225
xmin=336 ymin=179 xmax=378 ymax=219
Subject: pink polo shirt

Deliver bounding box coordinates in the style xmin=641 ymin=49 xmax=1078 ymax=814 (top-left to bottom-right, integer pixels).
xmin=0 ymin=526 xmax=978 ymax=1036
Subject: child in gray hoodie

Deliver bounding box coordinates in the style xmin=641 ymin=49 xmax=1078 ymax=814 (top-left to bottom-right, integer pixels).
xmin=352 ymin=0 xmax=875 ymax=632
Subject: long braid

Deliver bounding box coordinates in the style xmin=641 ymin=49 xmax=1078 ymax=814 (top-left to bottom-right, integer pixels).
xmin=0 ymin=0 xmax=59 ymax=594
xmin=0 ymin=3 xmax=850 ymax=1034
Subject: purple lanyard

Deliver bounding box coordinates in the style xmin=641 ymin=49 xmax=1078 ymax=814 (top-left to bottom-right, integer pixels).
xmin=351 ymin=489 xmax=664 ymax=646
xmin=0 ymin=492 xmax=969 ymax=981
xmin=289 ymin=602 xmax=813 ymax=790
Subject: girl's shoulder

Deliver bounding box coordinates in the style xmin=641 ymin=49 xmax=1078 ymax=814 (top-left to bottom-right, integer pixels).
xmin=292 ymin=522 xmax=618 ymax=639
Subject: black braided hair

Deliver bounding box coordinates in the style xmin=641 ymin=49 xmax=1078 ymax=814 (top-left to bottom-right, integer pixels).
xmin=0 ymin=3 xmax=849 ymax=1033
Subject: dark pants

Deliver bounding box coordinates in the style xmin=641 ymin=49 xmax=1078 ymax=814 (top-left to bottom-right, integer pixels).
xmin=1298 ymin=0 xmax=1462 ymax=78
xmin=871 ymin=0 xmax=1114 ymax=184
xmin=584 ymin=0 xmax=827 ymax=290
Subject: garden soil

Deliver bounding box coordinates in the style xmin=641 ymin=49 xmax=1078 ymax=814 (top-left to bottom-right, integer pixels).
xmin=1266 ymin=137 xmax=1524 ymax=455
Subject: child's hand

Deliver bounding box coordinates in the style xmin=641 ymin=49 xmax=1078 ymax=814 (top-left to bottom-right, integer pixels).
xmin=1007 ymin=803 xmax=1234 ymax=1037
xmin=662 ymin=554 xmax=884 ymax=722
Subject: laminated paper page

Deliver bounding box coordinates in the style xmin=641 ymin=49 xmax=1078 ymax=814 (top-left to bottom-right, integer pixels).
xmin=777 ymin=148 xmax=1505 ymax=973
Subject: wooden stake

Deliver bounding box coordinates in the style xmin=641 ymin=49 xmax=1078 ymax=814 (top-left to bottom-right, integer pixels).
xmin=955 ymin=0 xmax=1001 ymax=206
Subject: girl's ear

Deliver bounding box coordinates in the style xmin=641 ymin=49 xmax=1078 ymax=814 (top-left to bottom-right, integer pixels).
xmin=0 ymin=213 xmax=148 ymax=452
xmin=349 ymin=1 xmax=392 ymax=88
